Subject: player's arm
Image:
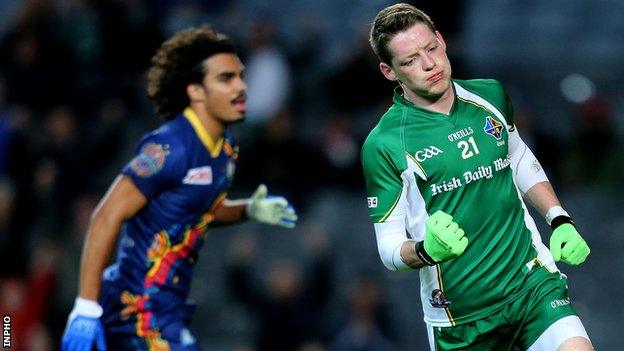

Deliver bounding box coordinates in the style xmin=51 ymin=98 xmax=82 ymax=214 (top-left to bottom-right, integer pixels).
xmin=213 ymin=184 xmax=297 ymax=228
xmin=78 ymin=175 xmax=147 ymax=300
xmin=508 ymin=128 xmax=590 ymax=265
xmin=62 ymin=175 xmax=146 ymax=351
xmin=363 ymin=142 xmax=467 ymax=271
xmin=376 ymin=212 xmax=468 ymax=270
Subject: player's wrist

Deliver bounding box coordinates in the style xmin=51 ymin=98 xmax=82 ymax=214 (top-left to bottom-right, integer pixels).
xmin=414 ymin=241 xmax=437 ymax=266
xmin=545 ymin=206 xmax=570 ymax=226
xmin=70 ymin=297 xmax=103 ymax=319
xmin=550 ymin=215 xmax=575 ymax=230
xmin=245 ymin=199 xmax=255 ymax=219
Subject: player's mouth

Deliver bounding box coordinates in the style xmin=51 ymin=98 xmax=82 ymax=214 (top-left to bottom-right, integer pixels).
xmin=428 ymin=71 xmax=444 ymax=84
xmin=232 ymin=94 xmax=247 ymax=113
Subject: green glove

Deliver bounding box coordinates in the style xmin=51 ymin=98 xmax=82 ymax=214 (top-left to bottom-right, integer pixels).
xmin=550 ymin=223 xmax=590 ymax=265
xmin=415 ymin=210 xmax=468 ymax=265
xmin=246 ymin=184 xmax=298 ymax=228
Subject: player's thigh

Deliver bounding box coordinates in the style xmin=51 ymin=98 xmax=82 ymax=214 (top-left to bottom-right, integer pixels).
xmin=518 ymin=273 xmax=591 ymax=350
xmin=525 ymin=316 xmax=591 ymax=351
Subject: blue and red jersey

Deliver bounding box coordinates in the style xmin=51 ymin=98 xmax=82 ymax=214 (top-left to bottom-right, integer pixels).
xmin=100 ymin=107 xmax=237 ymax=330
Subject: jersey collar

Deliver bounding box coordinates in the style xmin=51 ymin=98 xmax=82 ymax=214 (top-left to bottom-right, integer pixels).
xmin=392 ymin=82 xmax=458 ymax=119
xmin=183 ymin=107 xmax=224 ymax=158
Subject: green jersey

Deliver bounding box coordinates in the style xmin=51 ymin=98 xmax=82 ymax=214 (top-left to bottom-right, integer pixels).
xmin=361 ymin=79 xmax=557 ymax=327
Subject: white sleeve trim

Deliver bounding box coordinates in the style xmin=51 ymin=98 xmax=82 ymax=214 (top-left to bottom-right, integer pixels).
xmin=545 ymin=206 xmax=570 ymax=225
xmin=374 ymin=219 xmax=411 ymax=271
xmin=508 ymin=129 xmax=548 ymax=194
xmin=69 ymin=297 xmax=103 ymax=319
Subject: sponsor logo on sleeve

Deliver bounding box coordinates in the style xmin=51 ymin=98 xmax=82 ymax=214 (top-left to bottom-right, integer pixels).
xmin=130 ymin=143 xmax=168 ymax=177
xmin=183 ymin=166 xmax=213 ymax=185
xmin=483 ymin=116 xmax=504 ymax=141
xmin=367 ymin=197 xmax=378 ymax=208
xmin=529 ymin=159 xmax=542 ymax=173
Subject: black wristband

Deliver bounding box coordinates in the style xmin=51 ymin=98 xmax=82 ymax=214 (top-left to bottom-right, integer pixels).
xmin=550 ymin=215 xmax=575 ymax=230
xmin=414 ymin=241 xmax=437 ymax=266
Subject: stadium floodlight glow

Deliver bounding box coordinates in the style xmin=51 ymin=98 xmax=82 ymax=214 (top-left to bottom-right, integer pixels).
xmin=560 ymin=73 xmax=595 ymax=104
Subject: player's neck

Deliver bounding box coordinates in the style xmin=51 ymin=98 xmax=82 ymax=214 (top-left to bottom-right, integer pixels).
xmin=189 ymin=105 xmax=225 ymax=141
xmin=403 ymin=85 xmax=455 ymax=115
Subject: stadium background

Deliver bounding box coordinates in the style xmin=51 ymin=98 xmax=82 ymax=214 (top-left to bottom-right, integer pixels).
xmin=0 ymin=0 xmax=622 ymax=350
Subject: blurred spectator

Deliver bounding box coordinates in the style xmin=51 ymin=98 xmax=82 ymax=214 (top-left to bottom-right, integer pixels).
xmin=325 ymin=33 xmax=390 ymax=113
xmin=226 ymin=225 xmax=333 ymax=351
xmin=574 ymin=96 xmax=619 ymax=185
xmin=0 ymin=240 xmax=57 ymax=351
xmin=328 ymin=275 xmax=398 ymax=351
xmin=0 ymin=177 xmax=17 ymax=276
xmin=0 ymin=76 xmax=12 ymax=172
xmin=320 ymin=114 xmax=362 ymax=189
xmin=33 ymin=106 xmax=82 ymax=229
xmin=0 ymin=0 xmax=70 ymax=112
xmin=236 ymin=108 xmax=329 ymax=208
xmin=243 ymin=18 xmax=292 ymax=125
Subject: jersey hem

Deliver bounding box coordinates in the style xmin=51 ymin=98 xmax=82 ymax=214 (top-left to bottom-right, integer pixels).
xmin=423 ymin=267 xmax=554 ymax=327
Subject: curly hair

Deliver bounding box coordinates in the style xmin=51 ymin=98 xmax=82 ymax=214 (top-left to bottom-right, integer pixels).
xmin=147 ymin=26 xmax=236 ymax=120
xmin=370 ymin=4 xmax=436 ymax=64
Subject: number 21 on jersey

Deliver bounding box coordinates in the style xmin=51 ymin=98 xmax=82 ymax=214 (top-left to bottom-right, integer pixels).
xmin=458 ymin=136 xmax=480 ymax=159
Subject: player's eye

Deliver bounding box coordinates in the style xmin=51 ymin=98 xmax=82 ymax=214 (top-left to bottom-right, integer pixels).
xmin=218 ymin=74 xmax=234 ymax=82
xmin=429 ymin=46 xmax=438 ymax=52
xmin=401 ymin=59 xmax=414 ymax=66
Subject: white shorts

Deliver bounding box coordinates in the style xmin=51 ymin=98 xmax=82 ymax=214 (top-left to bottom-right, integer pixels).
xmin=526 ymin=315 xmax=591 ymax=351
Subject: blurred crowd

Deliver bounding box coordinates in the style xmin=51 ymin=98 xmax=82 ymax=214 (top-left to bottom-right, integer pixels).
xmin=0 ymin=0 xmax=622 ymax=350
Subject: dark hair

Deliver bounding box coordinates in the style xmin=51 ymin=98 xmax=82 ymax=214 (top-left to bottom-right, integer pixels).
xmin=369 ymin=3 xmax=436 ymax=64
xmin=147 ymin=26 xmax=236 ymax=120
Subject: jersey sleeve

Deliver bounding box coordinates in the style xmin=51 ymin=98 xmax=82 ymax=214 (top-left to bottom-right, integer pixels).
xmin=122 ymin=132 xmax=187 ymax=199
xmin=361 ymin=138 xmax=405 ymax=223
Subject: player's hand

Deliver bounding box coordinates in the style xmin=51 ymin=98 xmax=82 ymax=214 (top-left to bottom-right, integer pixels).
xmin=61 ymin=298 xmax=106 ymax=351
xmin=246 ymin=184 xmax=298 ymax=228
xmin=415 ymin=210 xmax=468 ymax=265
xmin=550 ymin=223 xmax=590 ymax=265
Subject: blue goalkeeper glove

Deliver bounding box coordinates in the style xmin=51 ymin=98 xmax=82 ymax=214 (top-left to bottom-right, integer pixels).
xmin=61 ymin=298 xmax=106 ymax=351
xmin=246 ymin=184 xmax=298 ymax=228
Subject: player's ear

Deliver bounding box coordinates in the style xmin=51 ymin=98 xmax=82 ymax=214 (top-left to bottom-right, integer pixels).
xmin=435 ymin=31 xmax=447 ymax=51
xmin=379 ymin=62 xmax=398 ymax=82
xmin=186 ymin=83 xmax=205 ymax=102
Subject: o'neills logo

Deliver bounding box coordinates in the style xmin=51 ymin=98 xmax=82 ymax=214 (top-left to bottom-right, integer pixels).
xmin=415 ymin=146 xmax=443 ymax=162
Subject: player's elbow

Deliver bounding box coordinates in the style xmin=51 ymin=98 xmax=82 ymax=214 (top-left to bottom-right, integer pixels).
xmin=376 ymin=240 xmax=403 ymax=272
xmin=379 ymin=256 xmax=400 ymax=271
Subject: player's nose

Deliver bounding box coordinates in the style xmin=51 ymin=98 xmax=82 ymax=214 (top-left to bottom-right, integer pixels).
xmin=234 ymin=76 xmax=247 ymax=91
xmin=421 ymin=53 xmax=436 ymax=71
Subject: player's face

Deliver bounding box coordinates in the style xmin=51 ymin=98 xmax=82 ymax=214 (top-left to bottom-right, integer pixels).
xmin=198 ymin=53 xmax=247 ymax=124
xmin=380 ymin=23 xmax=452 ymax=102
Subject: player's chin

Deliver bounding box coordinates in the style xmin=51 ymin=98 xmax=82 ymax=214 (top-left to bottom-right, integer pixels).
xmin=429 ymin=79 xmax=451 ymax=95
xmin=226 ymin=112 xmax=246 ymax=125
